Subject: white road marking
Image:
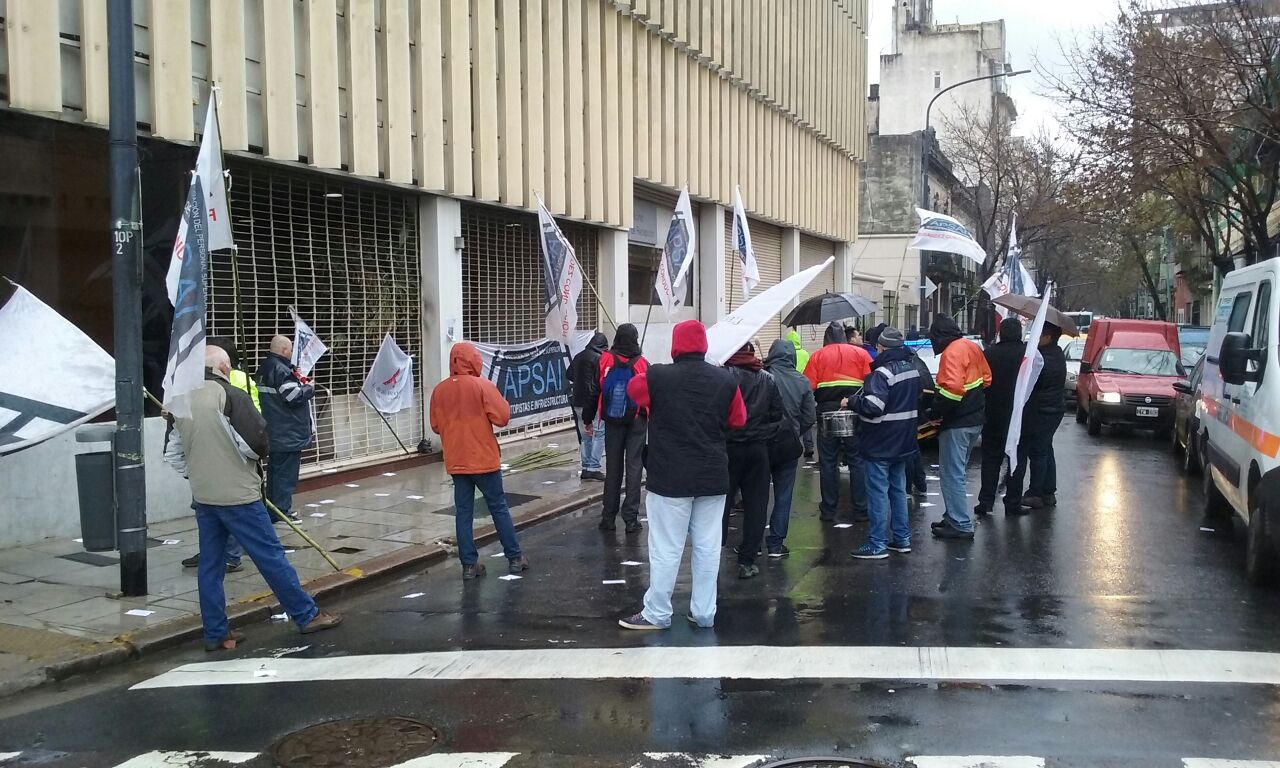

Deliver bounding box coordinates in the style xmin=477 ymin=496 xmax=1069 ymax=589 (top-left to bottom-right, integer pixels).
xmin=113 ymin=752 xmax=258 ymax=767
xmin=0 ymin=755 xmax=19 ymax=764
xmin=639 ymin=754 xmax=768 ymax=767
xmin=390 ymin=754 xmax=518 ymax=767
xmin=1184 ymin=761 xmax=1280 ymax=767
xmin=909 ymin=758 xmax=1045 ymax=768
xmin=131 ymin=645 xmax=1280 ymax=690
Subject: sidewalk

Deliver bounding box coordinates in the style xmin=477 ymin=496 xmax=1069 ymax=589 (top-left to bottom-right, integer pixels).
xmin=0 ymin=430 xmax=600 ymax=695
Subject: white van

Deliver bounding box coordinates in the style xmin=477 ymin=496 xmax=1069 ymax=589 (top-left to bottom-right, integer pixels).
xmin=1201 ymin=259 xmax=1280 ymax=585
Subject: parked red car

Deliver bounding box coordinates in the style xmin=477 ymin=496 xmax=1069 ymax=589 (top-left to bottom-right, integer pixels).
xmin=1075 ymin=319 xmax=1183 ymax=438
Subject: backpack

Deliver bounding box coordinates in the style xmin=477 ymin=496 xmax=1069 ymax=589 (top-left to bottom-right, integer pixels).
xmin=601 ymin=355 xmax=638 ymax=421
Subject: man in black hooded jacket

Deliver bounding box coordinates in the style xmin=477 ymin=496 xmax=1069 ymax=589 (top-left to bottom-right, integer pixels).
xmin=722 ymin=342 xmax=783 ymax=579
xmin=568 ymin=331 xmax=608 ymax=481
xmin=976 ymin=317 xmax=1025 ymax=516
xmin=1007 ymin=323 xmax=1068 ymax=510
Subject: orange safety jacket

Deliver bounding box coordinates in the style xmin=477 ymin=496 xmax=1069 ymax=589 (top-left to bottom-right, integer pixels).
xmin=934 ymin=337 xmax=992 ymax=428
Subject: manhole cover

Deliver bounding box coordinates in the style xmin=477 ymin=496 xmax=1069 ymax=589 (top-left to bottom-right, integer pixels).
xmin=272 ymin=717 xmax=439 ymax=768
xmin=759 ymin=760 xmax=892 ymax=768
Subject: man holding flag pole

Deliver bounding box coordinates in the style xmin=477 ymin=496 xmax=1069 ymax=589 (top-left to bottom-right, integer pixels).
xmin=1003 ymin=283 xmax=1068 ymax=513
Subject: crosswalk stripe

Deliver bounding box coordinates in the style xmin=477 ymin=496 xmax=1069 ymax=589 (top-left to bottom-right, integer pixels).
xmin=114 ymin=752 xmax=259 ymax=767
xmin=638 ymin=754 xmax=768 ymax=767
xmin=1183 ymin=761 xmax=1280 ymax=767
xmin=391 ymin=754 xmax=519 ymax=767
xmin=131 ymin=645 xmax=1280 ymax=690
xmin=909 ymin=758 xmax=1046 ymax=768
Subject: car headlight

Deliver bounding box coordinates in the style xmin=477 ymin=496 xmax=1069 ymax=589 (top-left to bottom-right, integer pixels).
xmin=1099 ymin=391 xmax=1122 ymax=404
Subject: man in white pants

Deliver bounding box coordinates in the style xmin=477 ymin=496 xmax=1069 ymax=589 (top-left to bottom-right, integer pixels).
xmin=617 ymin=320 xmax=747 ymax=630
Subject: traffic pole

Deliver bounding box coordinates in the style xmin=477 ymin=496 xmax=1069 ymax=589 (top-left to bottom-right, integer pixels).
xmin=108 ymin=0 xmax=148 ymax=596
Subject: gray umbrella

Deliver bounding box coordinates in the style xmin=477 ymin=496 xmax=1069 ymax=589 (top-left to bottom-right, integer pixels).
xmin=781 ymin=292 xmax=881 ymax=327
xmin=992 ymin=294 xmax=1081 ymax=337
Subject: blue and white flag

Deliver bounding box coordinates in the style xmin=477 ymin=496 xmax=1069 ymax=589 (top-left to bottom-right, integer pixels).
xmin=731 ymin=186 xmax=760 ymax=298
xmin=656 ymin=187 xmax=697 ymax=318
xmin=908 ymin=208 xmax=988 ymax=266
xmin=1006 ymin=283 xmax=1054 ymax=466
xmin=537 ymin=197 xmax=583 ymax=351
xmin=982 ymin=215 xmax=1038 ymax=319
xmin=290 ymin=307 xmax=327 ymax=378
xmin=162 ymin=177 xmax=210 ymax=419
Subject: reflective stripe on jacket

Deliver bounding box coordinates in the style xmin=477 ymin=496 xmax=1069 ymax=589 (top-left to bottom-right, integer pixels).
xmin=804 ymin=343 xmax=873 ymax=413
xmin=933 ymin=337 xmax=992 ymax=429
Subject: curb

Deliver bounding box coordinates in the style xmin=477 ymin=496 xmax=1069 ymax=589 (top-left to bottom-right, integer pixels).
xmin=26 ymin=486 xmax=604 ymax=696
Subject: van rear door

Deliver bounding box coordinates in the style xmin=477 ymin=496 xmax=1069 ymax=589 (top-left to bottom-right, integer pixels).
xmin=1207 ymin=285 xmax=1264 ymax=511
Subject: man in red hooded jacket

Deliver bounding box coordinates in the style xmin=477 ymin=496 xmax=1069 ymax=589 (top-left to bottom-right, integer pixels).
xmin=617 ymin=321 xmax=746 ymax=631
xmin=430 ymin=343 xmax=530 ymax=581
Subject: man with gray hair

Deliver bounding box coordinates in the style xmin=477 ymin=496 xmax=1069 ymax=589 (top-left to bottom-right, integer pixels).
xmin=256 ymin=334 xmax=315 ymax=523
xmin=168 ymin=346 xmax=341 ymax=651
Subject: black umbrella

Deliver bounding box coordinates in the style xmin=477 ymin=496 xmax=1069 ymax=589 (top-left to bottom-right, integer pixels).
xmin=782 ymin=292 xmax=880 ymax=327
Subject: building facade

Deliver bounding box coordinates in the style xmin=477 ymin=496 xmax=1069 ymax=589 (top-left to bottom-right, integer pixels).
xmin=0 ymin=0 xmax=868 ymax=544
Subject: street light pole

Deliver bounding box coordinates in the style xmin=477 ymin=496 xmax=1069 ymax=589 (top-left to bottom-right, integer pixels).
xmin=108 ymin=0 xmax=148 ymax=596
xmin=918 ymin=68 xmax=1032 ymax=330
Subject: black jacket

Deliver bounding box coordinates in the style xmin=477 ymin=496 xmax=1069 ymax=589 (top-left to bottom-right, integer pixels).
xmin=256 ymin=352 xmax=316 ymax=452
xmin=567 ymin=332 xmax=607 ymax=409
xmin=1023 ymin=341 xmax=1067 ymax=435
xmin=644 ymin=354 xmax=742 ymax=497
xmin=983 ymin=338 xmax=1026 ymax=434
xmin=724 ymin=363 xmax=784 ymax=444
xmin=764 ymin=339 xmax=817 ymax=437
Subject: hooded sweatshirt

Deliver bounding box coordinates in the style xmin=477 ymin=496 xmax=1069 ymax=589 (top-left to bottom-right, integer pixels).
xmin=627 ymin=320 xmax=747 ymax=497
xmin=568 ymin=331 xmax=608 ymax=409
xmin=429 ymin=343 xmax=512 ymax=475
xmin=929 ymin=313 xmax=992 ymax=430
xmin=724 ymin=344 xmax=784 ymax=444
xmin=805 ymin=321 xmax=874 ymax=414
xmin=983 ymin=317 xmax=1027 ymax=433
xmin=592 ymin=323 xmax=649 ymax=424
xmin=786 ymin=328 xmax=810 ymax=373
xmin=765 ymin=339 xmax=818 ymax=438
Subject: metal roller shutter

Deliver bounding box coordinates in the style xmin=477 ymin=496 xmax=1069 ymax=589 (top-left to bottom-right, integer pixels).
xmin=725 ymin=216 xmax=783 ymax=352
xmin=461 ymin=203 xmax=599 ymax=435
xmin=797 ymin=233 xmax=838 ymax=352
xmin=208 ymin=161 xmax=423 ymax=472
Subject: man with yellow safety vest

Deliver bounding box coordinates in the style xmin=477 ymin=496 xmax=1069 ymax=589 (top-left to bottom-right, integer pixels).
xmin=805 ymin=322 xmax=874 ymax=523
xmin=927 ymin=314 xmax=992 ymax=540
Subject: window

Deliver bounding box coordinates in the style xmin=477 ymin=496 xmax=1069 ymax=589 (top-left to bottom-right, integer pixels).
xmin=1251 ymin=281 xmax=1271 ymax=379
xmin=1098 ymin=348 xmax=1180 ymax=377
xmin=933 ymin=70 xmax=942 ymax=89
xmin=883 ymin=291 xmax=899 ymax=328
xmin=628 ymin=244 xmax=694 ymax=306
xmin=1228 ymin=292 xmax=1253 ymax=333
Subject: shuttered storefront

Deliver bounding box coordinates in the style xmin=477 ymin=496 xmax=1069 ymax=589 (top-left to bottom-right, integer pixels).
xmin=208 ymin=161 xmax=423 ymax=472
xmin=461 ymin=203 xmax=600 ymax=434
xmin=725 ymin=216 xmax=783 ymax=352
xmin=796 ymin=233 xmax=838 ymax=352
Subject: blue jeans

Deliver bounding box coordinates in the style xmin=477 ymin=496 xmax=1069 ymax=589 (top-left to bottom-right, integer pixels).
xmin=1028 ymin=429 xmax=1057 ymax=497
xmin=452 ymin=471 xmax=523 ymax=566
xmin=864 ymin=458 xmax=910 ymax=551
xmin=642 ymin=492 xmax=724 ymax=628
xmin=573 ymin=407 xmax=605 ymax=472
xmin=191 ymin=499 xmax=241 ymax=564
xmin=766 ymin=458 xmax=800 ymax=551
xmin=939 ymin=425 xmax=983 ymax=532
xmin=194 ymin=500 xmax=318 ymax=646
xmin=266 ymin=450 xmax=303 ymax=515
xmin=818 ymin=429 xmax=866 ymax=519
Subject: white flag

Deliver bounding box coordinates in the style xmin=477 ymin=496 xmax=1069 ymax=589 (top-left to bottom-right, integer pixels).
xmin=537 ymin=198 xmax=583 ymax=347
xmin=195 ymin=92 xmax=233 ymax=252
xmin=361 ymin=334 xmax=415 ymax=415
xmin=162 ymin=178 xmax=211 ymax=419
xmin=731 ymin=186 xmax=760 ymax=298
xmin=1005 ymin=283 xmax=1054 ymax=466
xmin=291 ymin=308 xmax=327 ymax=377
xmin=705 ymin=257 xmax=834 ymax=365
xmin=655 ymin=187 xmax=697 ymax=318
xmin=982 ymin=216 xmax=1038 ymax=320
xmin=908 ymin=208 xmax=988 ymax=266
xmin=0 ymin=286 xmax=115 ymax=455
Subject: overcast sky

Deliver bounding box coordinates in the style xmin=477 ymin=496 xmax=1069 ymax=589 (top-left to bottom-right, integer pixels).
xmin=866 ymin=0 xmax=1121 ymax=136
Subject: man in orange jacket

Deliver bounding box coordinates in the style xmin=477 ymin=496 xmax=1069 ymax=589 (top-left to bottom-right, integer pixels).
xmin=927 ymin=314 xmax=993 ymax=540
xmin=429 ymin=343 xmax=530 ymax=580
xmin=805 ymin=322 xmax=874 ymax=522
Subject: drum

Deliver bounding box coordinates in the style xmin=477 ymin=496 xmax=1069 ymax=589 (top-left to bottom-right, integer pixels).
xmin=821 ymin=410 xmax=857 ymax=437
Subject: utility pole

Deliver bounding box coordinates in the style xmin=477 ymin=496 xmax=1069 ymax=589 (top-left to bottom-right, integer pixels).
xmin=918 ymin=68 xmax=1031 ymax=330
xmin=108 ymin=0 xmax=147 ymax=596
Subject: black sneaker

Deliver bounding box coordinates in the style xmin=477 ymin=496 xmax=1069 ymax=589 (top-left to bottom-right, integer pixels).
xmin=273 ymin=512 xmax=301 ymax=525
xmin=625 ymin=521 xmax=643 ymax=534
xmin=580 ymin=470 xmax=606 ymax=481
xmin=181 ymin=554 xmax=200 ymax=568
xmin=462 ymin=563 xmax=487 ymax=580
xmin=225 ymin=561 xmax=244 ymax=573
xmin=974 ymin=504 xmax=991 ymax=518
xmin=598 ymin=519 xmax=616 ymax=531
xmin=767 ymin=545 xmax=790 ymax=559
xmin=887 ymin=541 xmax=912 ymax=554
xmin=508 ymin=556 xmax=530 ymax=574
xmin=852 ymin=512 xmax=870 ymax=523
xmin=930 ymin=518 xmax=949 ymax=530
xmin=737 ymin=564 xmax=760 ymax=579
xmin=1005 ymin=504 xmax=1031 ymax=516
xmin=931 ymin=521 xmax=975 ymax=540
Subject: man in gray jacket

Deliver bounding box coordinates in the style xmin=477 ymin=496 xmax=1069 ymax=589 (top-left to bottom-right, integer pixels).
xmin=764 ymin=339 xmax=817 ymax=557
xmin=169 ymin=346 xmax=341 ymax=651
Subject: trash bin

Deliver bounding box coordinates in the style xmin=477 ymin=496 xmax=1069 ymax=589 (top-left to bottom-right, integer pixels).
xmin=74 ymin=425 xmax=116 ymax=552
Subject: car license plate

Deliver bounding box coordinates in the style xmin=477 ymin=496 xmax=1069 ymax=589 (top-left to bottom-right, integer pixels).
xmin=1136 ymin=406 xmax=1159 ymax=418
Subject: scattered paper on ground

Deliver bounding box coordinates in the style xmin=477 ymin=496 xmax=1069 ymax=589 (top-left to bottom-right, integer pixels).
xmin=310 ymin=513 xmax=327 ymax=518
xmin=926 ymin=475 xmax=941 ymax=481
xmin=406 ymin=495 xmax=424 ymax=500
xmin=402 ymin=592 xmax=426 ymax=599
xmin=621 ymin=560 xmax=643 ymax=566
xmin=270 ymin=613 xmax=288 ymax=621
xmin=499 ymin=574 xmax=522 ymax=581
xmin=162 ymin=539 xmax=180 ymax=545
xmin=834 ymin=523 xmax=853 ymax=529
xmin=383 ymin=472 xmax=397 ymax=477
xmin=374 ymin=493 xmax=390 ymax=497
xmin=344 ymin=483 xmax=359 ymax=488
xmin=319 ymin=499 xmax=335 ymax=504
xmin=125 ymin=609 xmax=154 ymax=617
xmin=603 ymin=579 xmax=626 ymax=585
xmin=921 ymin=502 xmax=937 ymax=508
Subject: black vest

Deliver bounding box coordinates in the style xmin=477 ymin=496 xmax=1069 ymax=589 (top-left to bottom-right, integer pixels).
xmin=644 ymin=355 xmax=740 ymax=498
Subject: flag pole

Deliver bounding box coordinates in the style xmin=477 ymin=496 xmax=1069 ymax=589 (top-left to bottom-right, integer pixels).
xmin=728 ymin=244 xmax=737 ymax=314
xmin=640 ymin=250 xmax=659 ymax=349
xmin=361 ymin=391 xmax=414 ymax=456
xmin=580 ymin=272 xmax=617 ymax=331
xmin=208 ymin=85 xmax=249 ymax=362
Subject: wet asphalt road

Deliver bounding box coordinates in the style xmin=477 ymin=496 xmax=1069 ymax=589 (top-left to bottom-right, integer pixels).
xmin=1 ymin=419 xmax=1279 ymax=767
